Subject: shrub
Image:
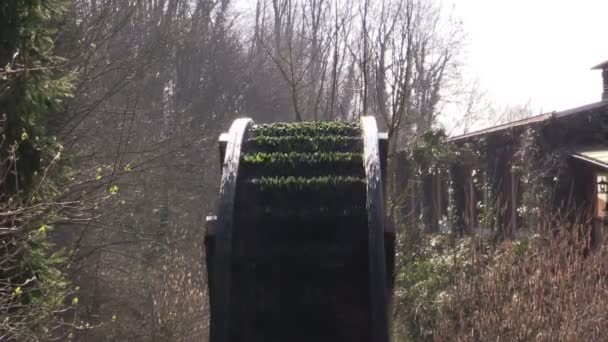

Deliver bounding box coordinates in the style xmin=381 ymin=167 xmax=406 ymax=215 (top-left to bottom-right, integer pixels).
xmin=392 ymin=231 xmax=477 ymax=341
xmin=435 ymin=224 xmax=608 ymax=341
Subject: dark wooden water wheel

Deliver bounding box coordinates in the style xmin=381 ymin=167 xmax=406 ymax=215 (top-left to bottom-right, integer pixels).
xmin=205 ymin=117 xmax=394 ymax=342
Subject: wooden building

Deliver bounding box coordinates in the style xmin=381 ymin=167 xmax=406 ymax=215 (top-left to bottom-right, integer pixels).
xmin=426 ymin=61 xmax=608 ymax=243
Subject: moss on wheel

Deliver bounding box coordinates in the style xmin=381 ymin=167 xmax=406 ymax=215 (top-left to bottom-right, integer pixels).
xmin=240 ymin=152 xmax=364 ymax=178
xmin=246 ymin=136 xmax=362 ymax=153
xmin=239 ymin=176 xmax=366 ymax=213
xmin=245 ymin=176 xmax=365 ymax=192
xmin=251 ymin=122 xmax=361 ymax=137
xmin=242 ymin=152 xmax=360 ymax=165
xmin=238 ymin=121 xmax=367 ymax=218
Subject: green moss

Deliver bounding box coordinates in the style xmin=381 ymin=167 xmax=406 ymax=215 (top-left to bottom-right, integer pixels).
xmin=240 ymin=122 xmax=367 ymax=208
xmin=240 ymin=203 xmax=367 ymax=218
xmin=251 ymin=121 xmax=361 ymax=137
xmin=240 ymin=151 xmax=364 ymax=178
xmin=246 ymin=176 xmax=365 ymax=191
xmin=247 ymin=135 xmax=361 ymax=153
xmin=242 ymin=152 xmax=360 ymax=165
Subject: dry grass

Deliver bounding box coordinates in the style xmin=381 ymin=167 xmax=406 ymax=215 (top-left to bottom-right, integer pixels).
xmin=435 ymin=224 xmax=608 ymax=341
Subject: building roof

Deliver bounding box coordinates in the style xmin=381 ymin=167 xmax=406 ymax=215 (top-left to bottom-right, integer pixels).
xmin=448 ymin=113 xmax=551 ymax=142
xmin=592 ymin=60 xmax=608 ymax=70
xmin=448 ymin=100 xmax=608 ymax=143
xmin=572 ymin=148 xmax=608 ymax=170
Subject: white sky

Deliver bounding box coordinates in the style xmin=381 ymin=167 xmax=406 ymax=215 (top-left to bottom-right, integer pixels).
xmin=448 ymin=0 xmax=608 ymax=113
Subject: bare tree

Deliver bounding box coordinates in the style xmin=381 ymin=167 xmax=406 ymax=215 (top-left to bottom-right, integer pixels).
xmin=12 ymin=0 xmax=469 ymax=340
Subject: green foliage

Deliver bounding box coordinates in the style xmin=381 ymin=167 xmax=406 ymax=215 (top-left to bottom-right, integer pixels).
xmin=513 ymin=127 xmax=559 ymax=224
xmin=0 ymin=0 xmax=76 ymax=339
xmin=512 ymin=237 xmax=529 ymax=257
xmin=477 ymin=201 xmax=496 ymax=229
xmin=1 ymin=0 xmax=75 ymax=193
xmin=406 ymin=129 xmax=456 ymax=174
xmin=393 ymin=231 xmax=474 ymax=341
xmin=0 ymin=214 xmax=72 ymax=339
xmin=109 ymin=184 xmax=119 ymax=194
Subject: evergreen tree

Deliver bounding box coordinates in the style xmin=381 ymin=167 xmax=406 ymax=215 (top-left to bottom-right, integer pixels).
xmin=0 ymin=0 xmax=75 ymax=339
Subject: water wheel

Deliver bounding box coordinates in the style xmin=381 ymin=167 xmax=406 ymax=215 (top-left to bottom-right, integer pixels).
xmin=205 ymin=117 xmax=394 ymax=342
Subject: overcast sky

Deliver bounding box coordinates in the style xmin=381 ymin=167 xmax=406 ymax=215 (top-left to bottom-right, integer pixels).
xmin=448 ymin=0 xmax=608 ymax=113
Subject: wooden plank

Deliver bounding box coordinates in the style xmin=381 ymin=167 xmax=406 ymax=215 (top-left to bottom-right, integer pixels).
xmin=205 ymin=215 xmax=217 ymax=306
xmin=378 ymin=132 xmax=389 ymax=207
xmin=450 ymin=164 xmax=466 ymax=235
xmin=465 ymin=166 xmax=474 ymax=235
xmin=210 ymin=118 xmax=252 ymax=342
xmin=361 ymin=116 xmax=389 ymax=342
xmin=218 ymin=133 xmax=229 ymax=168
xmin=510 ymin=169 xmax=518 ymax=238
xmin=432 ymin=170 xmax=441 ymax=231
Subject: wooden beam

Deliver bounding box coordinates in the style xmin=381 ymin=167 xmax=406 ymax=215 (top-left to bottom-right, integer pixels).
xmin=450 ymin=164 xmax=466 ymax=236
xmin=209 ymin=118 xmax=252 ymax=342
xmin=361 ymin=116 xmax=389 ymax=342
xmin=510 ymin=169 xmax=518 ymax=238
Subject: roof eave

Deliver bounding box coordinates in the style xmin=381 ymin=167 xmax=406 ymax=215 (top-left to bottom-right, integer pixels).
xmin=571 ymin=153 xmax=608 ymax=171
xmin=448 ymin=100 xmax=608 ymax=143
